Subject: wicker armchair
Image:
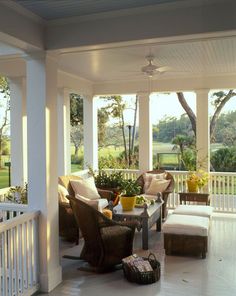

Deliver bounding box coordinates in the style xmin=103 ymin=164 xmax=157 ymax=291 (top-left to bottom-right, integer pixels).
xmin=136 ymin=170 xmax=175 ymax=219
xmin=67 ymin=196 xmax=137 ymax=271
xmin=58 ymin=175 xmax=113 ymax=244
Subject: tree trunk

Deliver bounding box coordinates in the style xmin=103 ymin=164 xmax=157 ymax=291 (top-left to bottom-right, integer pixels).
xmin=131 ymin=95 xmax=138 ymax=155
xmin=74 ymin=145 xmax=79 ymax=156
xmin=210 ymin=90 xmax=235 ymax=141
xmin=177 ymin=92 xmax=196 ymax=136
xmin=121 ymin=112 xmax=128 ymax=162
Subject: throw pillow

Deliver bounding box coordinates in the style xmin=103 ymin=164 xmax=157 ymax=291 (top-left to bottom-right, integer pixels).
xmin=143 ymin=172 xmax=166 ymax=193
xmin=70 ymin=177 xmax=100 ymax=200
xmin=58 ymin=184 xmax=70 ymax=203
xmin=145 ymin=178 xmax=170 ymax=195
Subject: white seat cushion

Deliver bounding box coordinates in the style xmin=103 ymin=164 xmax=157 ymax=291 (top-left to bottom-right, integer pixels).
xmin=173 ymin=205 xmax=213 ymax=218
xmin=163 ymin=214 xmax=209 ymax=236
xmin=75 ymin=194 xmax=108 ymax=212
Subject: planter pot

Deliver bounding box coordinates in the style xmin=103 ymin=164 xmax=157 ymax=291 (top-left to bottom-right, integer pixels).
xmin=120 ymin=196 xmax=137 ymax=211
xmin=187 ymin=180 xmax=198 ymax=192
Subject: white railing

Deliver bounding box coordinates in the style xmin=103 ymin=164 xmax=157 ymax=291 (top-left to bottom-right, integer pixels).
xmin=0 ymin=203 xmax=40 ymax=296
xmin=103 ymin=169 xmax=236 ymax=213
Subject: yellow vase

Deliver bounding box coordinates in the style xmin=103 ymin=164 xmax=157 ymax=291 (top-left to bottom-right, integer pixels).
xmin=187 ymin=180 xmax=198 ymax=192
xmin=120 ymin=196 xmax=136 ymax=211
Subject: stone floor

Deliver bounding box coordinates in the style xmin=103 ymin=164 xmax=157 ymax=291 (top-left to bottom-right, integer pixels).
xmin=37 ymin=213 xmax=236 ymax=296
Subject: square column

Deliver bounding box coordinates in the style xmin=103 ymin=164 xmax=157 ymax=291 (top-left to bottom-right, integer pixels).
xmin=26 ymin=53 xmax=61 ymax=292
xmin=83 ymin=95 xmax=98 ymax=170
xmin=138 ymin=92 xmax=152 ymax=171
xmin=196 ymin=89 xmax=210 ymax=172
xmin=9 ymin=77 xmax=27 ymax=185
xmin=57 ymin=88 xmax=71 ymax=176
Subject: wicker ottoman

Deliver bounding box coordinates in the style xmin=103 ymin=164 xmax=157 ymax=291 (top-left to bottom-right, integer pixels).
xmin=173 ymin=205 xmax=213 ymax=218
xmin=163 ymin=214 xmax=209 ymax=259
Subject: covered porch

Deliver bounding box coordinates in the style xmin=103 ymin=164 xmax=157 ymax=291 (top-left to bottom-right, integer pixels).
xmin=0 ymin=0 xmax=236 ymax=295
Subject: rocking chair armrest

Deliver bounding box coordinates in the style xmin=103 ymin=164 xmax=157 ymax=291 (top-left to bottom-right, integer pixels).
xmin=98 ymin=189 xmax=114 ymax=201
xmin=59 ymin=201 xmax=71 ymax=209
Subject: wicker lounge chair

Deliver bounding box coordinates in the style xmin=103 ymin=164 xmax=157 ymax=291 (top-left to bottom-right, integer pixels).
xmin=136 ymin=170 xmax=175 ymax=219
xmin=58 ymin=175 xmax=113 ymax=244
xmin=67 ymin=196 xmax=137 ymax=271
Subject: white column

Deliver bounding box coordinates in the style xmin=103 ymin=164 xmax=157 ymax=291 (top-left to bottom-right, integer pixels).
xmin=83 ymin=95 xmax=98 ymax=170
xmin=138 ymin=92 xmax=152 ymax=171
xmin=26 ymin=52 xmax=61 ymax=292
xmin=57 ymin=88 xmax=71 ymax=176
xmin=196 ymin=89 xmax=210 ymax=172
xmin=9 ymin=77 xmax=27 ymax=185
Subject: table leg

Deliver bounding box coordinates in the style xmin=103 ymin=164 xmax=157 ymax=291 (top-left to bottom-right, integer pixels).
xmin=142 ymin=217 xmax=149 ymax=250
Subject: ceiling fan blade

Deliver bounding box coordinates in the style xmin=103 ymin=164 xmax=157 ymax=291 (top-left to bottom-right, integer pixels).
xmin=157 ymin=66 xmax=173 ymax=72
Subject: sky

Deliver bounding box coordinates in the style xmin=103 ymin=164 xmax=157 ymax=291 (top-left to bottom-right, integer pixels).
xmin=97 ymin=91 xmax=236 ymax=126
xmin=0 ymin=90 xmax=235 ymax=128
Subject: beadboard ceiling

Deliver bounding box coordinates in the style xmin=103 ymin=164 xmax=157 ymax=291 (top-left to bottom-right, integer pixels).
xmin=59 ymin=36 xmax=236 ymax=82
xmin=14 ymin=0 xmax=183 ymax=20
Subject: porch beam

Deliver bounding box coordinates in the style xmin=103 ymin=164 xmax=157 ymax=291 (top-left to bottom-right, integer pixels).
xmin=83 ymin=95 xmax=98 ymax=170
xmin=26 ymin=52 xmax=62 ymax=292
xmin=138 ymin=92 xmax=152 ymax=171
xmin=196 ymin=89 xmax=210 ymax=172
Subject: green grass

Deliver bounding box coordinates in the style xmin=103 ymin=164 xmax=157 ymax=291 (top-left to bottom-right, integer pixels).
xmin=0 ymin=169 xmax=10 ymax=189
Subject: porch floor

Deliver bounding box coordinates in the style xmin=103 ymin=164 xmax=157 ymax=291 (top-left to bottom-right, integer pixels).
xmin=38 ymin=213 xmax=236 ymax=296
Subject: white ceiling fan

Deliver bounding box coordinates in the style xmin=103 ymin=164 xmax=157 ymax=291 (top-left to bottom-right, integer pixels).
xmin=141 ymin=54 xmax=171 ymax=77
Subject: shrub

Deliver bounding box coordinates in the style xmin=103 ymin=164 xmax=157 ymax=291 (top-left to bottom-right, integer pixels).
xmin=211 ymin=147 xmax=236 ymax=172
xmin=71 ymin=155 xmax=83 ymax=165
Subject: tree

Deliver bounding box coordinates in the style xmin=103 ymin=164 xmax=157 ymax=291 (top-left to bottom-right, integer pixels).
xmin=70 ymin=94 xmax=83 ymax=156
xmin=103 ymin=95 xmax=138 ymax=167
xmin=103 ymin=96 xmax=128 ymax=162
xmin=70 ymin=94 xmax=109 ymax=155
xmin=176 ymin=90 xmax=236 ymax=141
xmin=0 ymin=76 xmax=10 ymax=168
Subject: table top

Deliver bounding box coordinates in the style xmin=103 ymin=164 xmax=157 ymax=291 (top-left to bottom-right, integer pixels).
xmin=113 ymin=202 xmax=162 ymax=218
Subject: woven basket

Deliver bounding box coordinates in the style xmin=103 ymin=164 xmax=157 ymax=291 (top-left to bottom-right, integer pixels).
xmin=123 ymin=253 xmax=160 ymax=285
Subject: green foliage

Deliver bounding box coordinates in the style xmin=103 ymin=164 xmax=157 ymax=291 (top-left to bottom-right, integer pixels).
xmin=155 ymin=114 xmax=193 ymax=143
xmin=120 ymin=179 xmax=141 ymax=197
xmin=6 ymin=183 xmax=28 ymax=204
xmin=182 ymin=148 xmax=196 ymax=171
xmin=211 ymin=147 xmax=236 ymax=172
xmin=98 ymin=107 xmax=109 ymax=146
xmin=70 ymin=94 xmax=83 ymax=126
xmin=91 ymin=169 xmax=125 ymax=190
xmin=71 ymin=154 xmax=83 ymax=166
xmin=0 ymin=76 xmax=10 ymax=98
xmin=213 ymin=110 xmax=236 ymax=146
xmin=98 ymin=155 xmax=127 ymax=169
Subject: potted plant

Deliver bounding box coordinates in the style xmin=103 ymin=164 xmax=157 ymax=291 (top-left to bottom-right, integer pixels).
xmin=89 ymin=169 xmax=125 ymax=205
xmin=187 ymin=170 xmax=209 ymax=192
xmin=120 ymin=179 xmax=141 ymax=211
xmin=6 ymin=183 xmax=28 ymax=204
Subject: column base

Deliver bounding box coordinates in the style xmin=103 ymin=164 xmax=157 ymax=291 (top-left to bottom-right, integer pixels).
xmin=39 ymin=265 xmax=62 ymax=293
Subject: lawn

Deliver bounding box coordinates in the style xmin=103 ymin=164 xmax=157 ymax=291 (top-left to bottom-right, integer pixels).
xmin=0 ymin=169 xmax=10 ymax=189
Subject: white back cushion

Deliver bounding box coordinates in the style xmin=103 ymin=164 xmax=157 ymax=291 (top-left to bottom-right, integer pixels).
xmin=146 ymin=178 xmax=170 ymax=195
xmin=70 ymin=177 xmax=100 ymax=200
xmin=143 ymin=172 xmax=166 ymax=192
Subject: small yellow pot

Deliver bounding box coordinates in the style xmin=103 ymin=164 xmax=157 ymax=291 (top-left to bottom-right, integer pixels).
xmin=120 ymin=196 xmax=137 ymax=211
xmin=187 ymin=180 xmax=198 ymax=192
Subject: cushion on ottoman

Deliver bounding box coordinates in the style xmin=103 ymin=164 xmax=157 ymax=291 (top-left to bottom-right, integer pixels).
xmin=162 ymin=214 xmax=209 ymax=236
xmin=173 ymin=205 xmax=213 ymax=218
